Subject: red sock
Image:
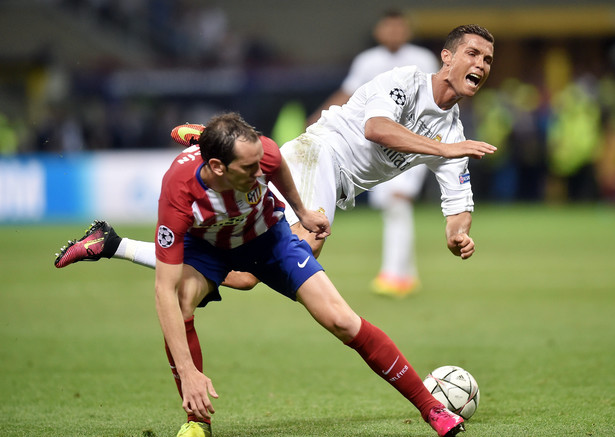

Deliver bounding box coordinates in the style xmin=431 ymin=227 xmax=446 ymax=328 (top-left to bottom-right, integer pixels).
xmin=345 ymin=317 xmax=441 ymax=421
xmin=164 ymin=316 xmax=210 ymax=424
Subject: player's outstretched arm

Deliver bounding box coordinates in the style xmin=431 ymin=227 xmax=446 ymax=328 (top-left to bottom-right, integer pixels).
xmin=364 ymin=116 xmax=497 ymax=159
xmin=445 ymin=212 xmax=475 ymax=259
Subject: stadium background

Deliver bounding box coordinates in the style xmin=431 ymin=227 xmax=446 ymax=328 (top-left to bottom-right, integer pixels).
xmin=1 ymin=0 xmax=615 ymax=222
xmin=1 ymin=2 xmax=615 ymax=436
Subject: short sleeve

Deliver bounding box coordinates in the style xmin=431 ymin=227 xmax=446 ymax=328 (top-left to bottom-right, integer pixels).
xmin=259 ymin=136 xmax=282 ymax=175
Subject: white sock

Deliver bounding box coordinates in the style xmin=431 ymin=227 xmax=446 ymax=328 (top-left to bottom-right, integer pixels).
xmin=113 ymin=238 xmax=156 ymax=269
xmin=380 ymin=199 xmax=417 ymax=279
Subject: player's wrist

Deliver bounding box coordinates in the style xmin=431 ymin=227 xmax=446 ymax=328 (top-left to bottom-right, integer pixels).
xmin=293 ymin=205 xmax=309 ymax=220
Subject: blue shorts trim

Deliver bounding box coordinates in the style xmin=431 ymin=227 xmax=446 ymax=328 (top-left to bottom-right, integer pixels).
xmin=183 ymin=217 xmax=323 ymax=306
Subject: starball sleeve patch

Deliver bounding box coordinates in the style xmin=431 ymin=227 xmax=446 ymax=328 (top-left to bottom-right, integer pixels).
xmin=389 ymin=88 xmax=407 ymax=106
xmin=157 ymin=225 xmax=175 ymax=248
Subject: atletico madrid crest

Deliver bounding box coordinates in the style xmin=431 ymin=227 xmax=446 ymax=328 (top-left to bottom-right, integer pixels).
xmin=246 ymin=185 xmax=263 ymax=205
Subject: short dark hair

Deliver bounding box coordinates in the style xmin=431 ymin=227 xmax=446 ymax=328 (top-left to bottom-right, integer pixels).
xmin=198 ymin=113 xmax=260 ymax=166
xmin=443 ymin=25 xmax=494 ymax=52
xmin=381 ymin=9 xmax=404 ymax=20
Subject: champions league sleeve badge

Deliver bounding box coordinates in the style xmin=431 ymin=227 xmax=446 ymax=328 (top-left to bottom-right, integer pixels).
xmin=389 ymin=88 xmax=407 ymax=106
xmin=459 ymin=173 xmax=471 ymax=184
xmin=459 ymin=162 xmax=470 ymax=184
xmin=157 ymin=225 xmax=175 ymax=248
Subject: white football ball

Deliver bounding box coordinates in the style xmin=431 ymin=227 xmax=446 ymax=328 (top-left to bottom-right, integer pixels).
xmin=423 ymin=365 xmax=480 ymax=420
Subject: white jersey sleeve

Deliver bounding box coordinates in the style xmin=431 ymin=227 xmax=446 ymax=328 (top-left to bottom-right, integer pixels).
xmin=427 ymin=157 xmax=474 ymax=216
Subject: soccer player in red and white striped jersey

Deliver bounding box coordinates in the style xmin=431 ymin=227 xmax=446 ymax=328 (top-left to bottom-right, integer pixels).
xmin=156 ymin=136 xmax=286 ymax=254
xmin=154 ymin=113 xmax=464 ymax=437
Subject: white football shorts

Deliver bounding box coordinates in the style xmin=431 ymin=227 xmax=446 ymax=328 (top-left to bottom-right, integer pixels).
xmin=269 ymin=132 xmax=340 ymax=227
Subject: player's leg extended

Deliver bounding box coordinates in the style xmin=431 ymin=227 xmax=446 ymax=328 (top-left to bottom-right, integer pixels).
xmin=54 ymin=220 xmax=156 ymax=268
xmin=296 ymin=272 xmax=464 ymax=436
xmin=295 ymin=270 xmax=360 ymax=340
xmin=297 ymin=272 xmax=440 ymax=415
xmin=54 ymin=220 xmax=260 ymax=290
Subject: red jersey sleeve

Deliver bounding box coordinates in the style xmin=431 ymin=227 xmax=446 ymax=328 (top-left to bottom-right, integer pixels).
xmin=259 ymin=136 xmax=282 ymax=176
xmin=155 ymin=163 xmax=197 ymax=265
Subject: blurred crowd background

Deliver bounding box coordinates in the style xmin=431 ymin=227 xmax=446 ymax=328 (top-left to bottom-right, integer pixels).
xmin=1 ymin=0 xmax=615 ymax=204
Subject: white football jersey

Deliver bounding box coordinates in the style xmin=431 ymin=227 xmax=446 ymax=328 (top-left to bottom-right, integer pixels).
xmin=340 ymin=43 xmax=438 ymax=212
xmin=307 ymin=66 xmax=473 ymax=216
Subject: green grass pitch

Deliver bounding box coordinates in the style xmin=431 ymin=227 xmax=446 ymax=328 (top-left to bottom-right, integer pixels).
xmin=1 ymin=203 xmax=614 ymax=436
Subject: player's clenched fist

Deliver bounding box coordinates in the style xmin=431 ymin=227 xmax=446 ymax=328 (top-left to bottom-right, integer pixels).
xmin=447 ymin=233 xmax=475 ymax=259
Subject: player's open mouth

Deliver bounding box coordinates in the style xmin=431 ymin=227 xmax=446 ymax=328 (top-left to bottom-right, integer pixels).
xmin=466 ymin=73 xmax=482 ymax=88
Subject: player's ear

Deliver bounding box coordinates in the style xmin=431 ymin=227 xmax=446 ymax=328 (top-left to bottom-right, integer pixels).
xmin=441 ymin=49 xmax=452 ymax=66
xmin=208 ymin=158 xmax=226 ymax=176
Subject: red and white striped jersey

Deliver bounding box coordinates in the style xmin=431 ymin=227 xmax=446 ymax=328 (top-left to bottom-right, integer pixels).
xmin=155 ymin=136 xmax=285 ymax=265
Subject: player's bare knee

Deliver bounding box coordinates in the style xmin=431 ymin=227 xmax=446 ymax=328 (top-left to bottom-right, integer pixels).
xmin=324 ymin=310 xmax=360 ymax=342
xmin=309 ymin=237 xmax=324 ymax=258
xmin=290 ymin=223 xmax=325 ymax=258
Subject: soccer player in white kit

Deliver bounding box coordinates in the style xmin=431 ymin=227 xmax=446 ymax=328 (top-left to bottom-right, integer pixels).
xmin=279 ymin=25 xmax=496 ymax=265
xmin=55 ymin=25 xmax=496 ymax=293
xmin=308 ymin=9 xmax=440 ymax=297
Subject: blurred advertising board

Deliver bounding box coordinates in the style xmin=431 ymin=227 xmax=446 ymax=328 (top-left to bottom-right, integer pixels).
xmin=0 ymin=151 xmax=177 ymax=223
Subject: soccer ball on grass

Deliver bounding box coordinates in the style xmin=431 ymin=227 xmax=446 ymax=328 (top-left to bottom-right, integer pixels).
xmin=423 ymin=365 xmax=480 ymax=419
